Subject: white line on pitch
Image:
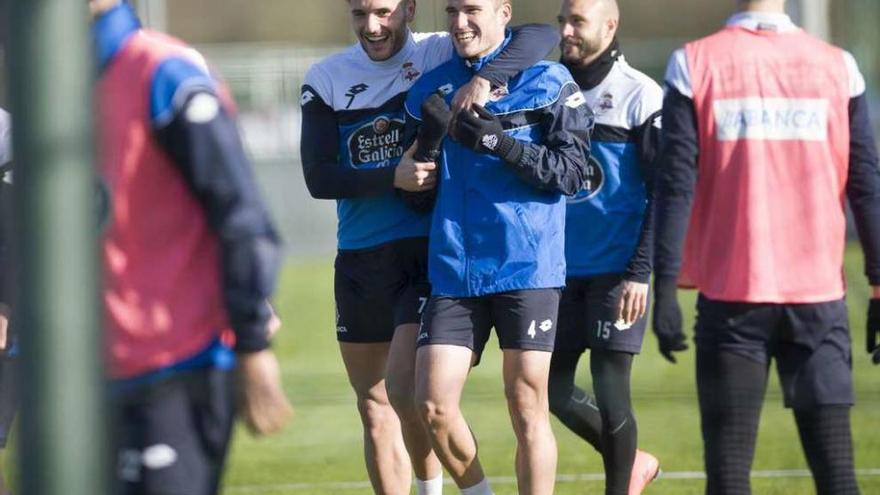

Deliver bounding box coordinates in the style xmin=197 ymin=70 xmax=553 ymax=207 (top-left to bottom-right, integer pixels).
xmin=225 ymin=469 xmax=880 ymax=493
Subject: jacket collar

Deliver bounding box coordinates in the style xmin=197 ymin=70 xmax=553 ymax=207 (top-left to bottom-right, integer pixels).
xmin=726 ymin=11 xmax=798 ymax=33
xmin=564 ymin=38 xmax=621 ymax=91
xmin=93 ymin=2 xmax=141 ymax=71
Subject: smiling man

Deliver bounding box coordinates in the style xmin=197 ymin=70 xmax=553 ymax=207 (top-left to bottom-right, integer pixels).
xmin=550 ymin=1 xmax=662 ymax=494
xmin=402 ymin=1 xmax=593 ymax=493
xmin=299 ymin=1 xmax=559 ymax=493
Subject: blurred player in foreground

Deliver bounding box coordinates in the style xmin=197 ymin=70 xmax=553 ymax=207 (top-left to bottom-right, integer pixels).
xmin=90 ymin=1 xmax=292 ymax=493
xmin=550 ymin=1 xmax=661 ymax=493
xmin=300 ymin=0 xmax=558 ymax=492
xmin=403 ymin=0 xmax=592 ymax=492
xmin=652 ymin=0 xmax=880 ymax=493
xmin=0 ymin=108 xmax=16 ymax=495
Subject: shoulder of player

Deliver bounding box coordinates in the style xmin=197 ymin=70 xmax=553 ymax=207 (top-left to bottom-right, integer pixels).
xmin=411 ymin=31 xmax=449 ymax=46
xmin=149 ymin=53 xmax=218 ymax=128
xmin=511 ymin=61 xmax=580 ymax=107
xmin=613 ymin=61 xmax=663 ymax=116
xmin=404 ymin=58 xmax=462 ymax=119
xmin=303 ymin=44 xmax=365 ymax=103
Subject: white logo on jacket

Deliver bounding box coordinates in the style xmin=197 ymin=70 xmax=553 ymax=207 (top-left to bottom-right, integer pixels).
xmin=564 ymin=91 xmax=587 ymax=109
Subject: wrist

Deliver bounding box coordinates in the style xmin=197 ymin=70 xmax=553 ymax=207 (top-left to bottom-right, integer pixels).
xmin=471 ymin=75 xmax=491 ymax=89
xmin=871 ymin=286 xmax=880 ymax=299
xmin=493 ymin=134 xmax=524 ymax=164
xmin=654 ymin=275 xmax=678 ymax=297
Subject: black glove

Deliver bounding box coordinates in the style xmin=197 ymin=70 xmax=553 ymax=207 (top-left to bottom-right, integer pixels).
xmin=453 ymin=103 xmax=523 ymax=164
xmin=868 ymin=298 xmax=880 ymax=365
xmin=652 ymin=276 xmax=688 ymax=363
xmin=399 ymin=94 xmax=451 ymax=213
xmin=414 ymin=93 xmax=453 ymax=162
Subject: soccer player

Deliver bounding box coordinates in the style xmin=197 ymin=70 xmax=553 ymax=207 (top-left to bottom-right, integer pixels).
xmin=91 ymin=1 xmax=292 ymax=493
xmin=403 ymin=0 xmax=592 ymax=492
xmin=550 ymin=1 xmax=661 ymax=493
xmin=652 ymin=1 xmax=880 ymax=494
xmin=300 ymin=1 xmax=559 ymax=493
xmin=0 ymin=107 xmax=15 ymax=495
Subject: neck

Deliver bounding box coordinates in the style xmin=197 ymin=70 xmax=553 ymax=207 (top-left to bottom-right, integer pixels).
xmin=470 ymin=38 xmax=505 ymax=62
xmin=739 ymin=2 xmax=785 ymax=14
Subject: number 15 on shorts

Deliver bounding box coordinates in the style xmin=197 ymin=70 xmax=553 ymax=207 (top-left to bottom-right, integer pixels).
xmin=596 ymin=320 xmax=612 ymax=340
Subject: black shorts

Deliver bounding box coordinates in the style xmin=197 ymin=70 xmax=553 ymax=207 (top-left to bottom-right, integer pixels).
xmin=555 ymin=274 xmax=649 ymax=355
xmin=417 ymin=289 xmax=561 ymax=364
xmin=334 ymin=237 xmax=431 ymax=343
xmin=694 ymin=295 xmax=853 ymax=409
xmin=113 ymin=368 xmax=236 ymax=495
xmin=0 ymin=355 xmax=17 ymax=448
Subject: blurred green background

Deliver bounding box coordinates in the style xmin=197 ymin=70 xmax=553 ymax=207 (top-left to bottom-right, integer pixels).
xmin=222 ymin=246 xmax=880 ymax=494
xmin=2 ymin=1 xmax=879 ymax=493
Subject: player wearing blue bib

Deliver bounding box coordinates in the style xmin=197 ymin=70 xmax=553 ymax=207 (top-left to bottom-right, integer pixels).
xmin=549 ymin=2 xmax=662 ymax=494
xmin=299 ymin=1 xmax=559 ymax=492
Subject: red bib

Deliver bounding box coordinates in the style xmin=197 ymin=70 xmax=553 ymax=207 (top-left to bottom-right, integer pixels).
xmin=681 ymin=26 xmax=850 ymax=303
xmin=98 ymin=31 xmax=231 ymax=379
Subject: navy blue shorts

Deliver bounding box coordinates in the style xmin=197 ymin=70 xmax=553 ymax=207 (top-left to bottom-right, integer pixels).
xmin=113 ymin=368 xmax=235 ymax=495
xmin=334 ymin=237 xmax=431 ymax=343
xmin=694 ymin=295 xmax=853 ymax=409
xmin=417 ymin=289 xmax=561 ymax=364
xmin=555 ymin=274 xmax=649 ymax=354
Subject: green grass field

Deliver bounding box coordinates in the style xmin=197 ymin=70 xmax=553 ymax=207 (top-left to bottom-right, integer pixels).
xmin=222 ymin=245 xmax=880 ymax=494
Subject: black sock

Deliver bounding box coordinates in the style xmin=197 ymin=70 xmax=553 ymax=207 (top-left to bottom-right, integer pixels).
xmin=697 ymin=349 xmax=767 ymax=495
xmin=548 ymin=350 xmax=604 ymax=452
xmin=591 ymin=350 xmax=636 ymax=495
xmin=794 ymin=405 xmax=860 ymax=495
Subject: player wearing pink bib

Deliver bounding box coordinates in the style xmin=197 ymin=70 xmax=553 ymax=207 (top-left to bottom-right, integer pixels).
xmin=652 ymin=1 xmax=880 ymax=494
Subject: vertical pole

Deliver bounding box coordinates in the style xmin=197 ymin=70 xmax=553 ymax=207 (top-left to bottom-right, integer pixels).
xmin=790 ymin=0 xmax=831 ymax=40
xmin=6 ymin=1 xmax=107 ymax=495
xmin=136 ymin=0 xmax=167 ymax=32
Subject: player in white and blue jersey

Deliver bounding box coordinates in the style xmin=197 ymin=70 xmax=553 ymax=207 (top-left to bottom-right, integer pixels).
xmin=299 ymin=1 xmax=559 ymax=492
xmin=549 ymin=1 xmax=661 ymax=494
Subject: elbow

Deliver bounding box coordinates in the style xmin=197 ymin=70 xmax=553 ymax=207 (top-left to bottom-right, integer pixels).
xmin=303 ymin=168 xmax=337 ymax=200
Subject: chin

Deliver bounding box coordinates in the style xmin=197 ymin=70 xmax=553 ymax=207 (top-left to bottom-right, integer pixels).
xmin=362 ymin=44 xmax=392 ymax=61
xmin=454 ymin=44 xmax=480 ymax=59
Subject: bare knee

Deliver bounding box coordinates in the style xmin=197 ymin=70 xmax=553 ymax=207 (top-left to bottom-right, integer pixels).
xmin=505 ymin=383 xmax=549 ymax=434
xmin=418 ymin=397 xmax=456 ymax=434
xmin=356 ymin=392 xmax=398 ymax=437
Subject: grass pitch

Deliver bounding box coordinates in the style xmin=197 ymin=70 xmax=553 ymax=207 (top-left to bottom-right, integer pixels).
xmin=223 ymin=245 xmax=880 ymax=494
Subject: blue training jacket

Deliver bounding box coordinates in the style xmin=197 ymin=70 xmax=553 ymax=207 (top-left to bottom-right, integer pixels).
xmin=405 ymin=35 xmax=593 ymax=297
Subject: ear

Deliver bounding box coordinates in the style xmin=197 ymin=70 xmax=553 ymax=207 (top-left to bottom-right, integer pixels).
xmin=604 ymin=17 xmax=619 ymax=40
xmin=405 ymin=0 xmax=416 ymax=23
xmin=499 ymin=2 xmax=512 ymax=24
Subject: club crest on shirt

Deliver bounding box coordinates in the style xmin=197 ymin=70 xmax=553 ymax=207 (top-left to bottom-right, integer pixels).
xmin=592 ymin=92 xmax=615 ymax=116
xmin=401 ymin=62 xmax=421 ymax=83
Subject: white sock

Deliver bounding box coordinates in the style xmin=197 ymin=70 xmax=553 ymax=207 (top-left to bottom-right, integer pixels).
xmin=460 ymin=477 xmax=493 ymax=495
xmin=416 ymin=472 xmax=444 ymax=495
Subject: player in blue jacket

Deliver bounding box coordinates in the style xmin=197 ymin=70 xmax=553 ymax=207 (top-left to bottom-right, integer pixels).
xmin=402 ymin=1 xmax=592 ymax=492
xmin=549 ymin=1 xmax=662 ymax=494
xmin=299 ymin=1 xmax=559 ymax=492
